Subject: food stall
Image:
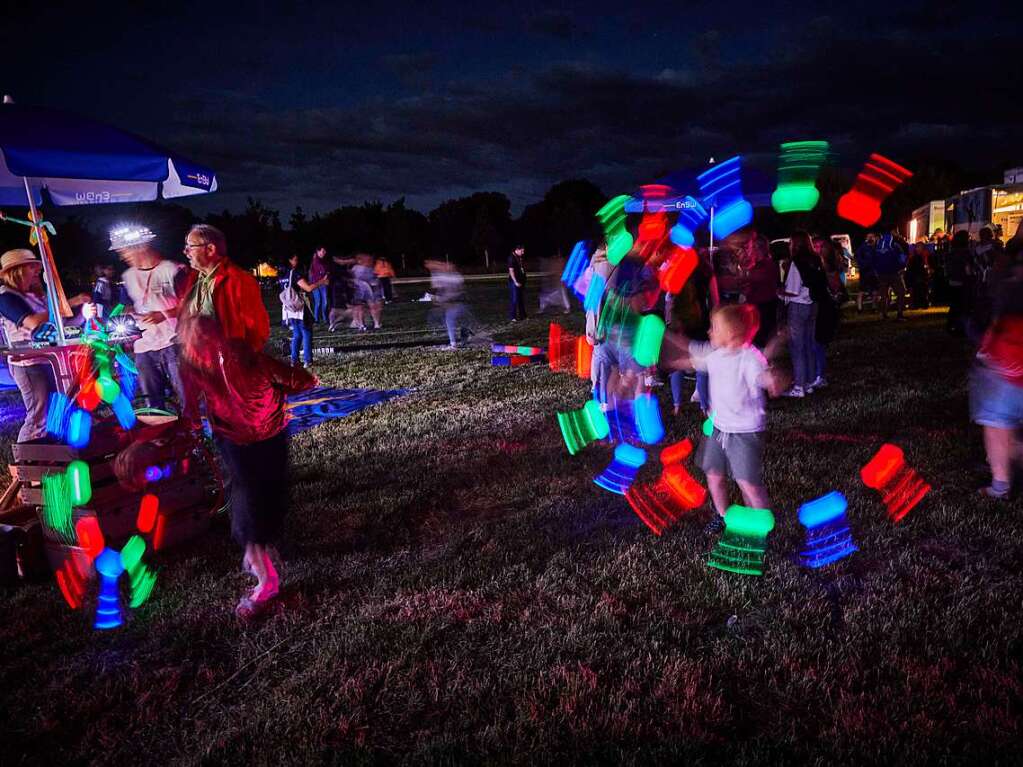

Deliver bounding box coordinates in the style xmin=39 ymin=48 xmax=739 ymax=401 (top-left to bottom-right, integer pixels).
xmin=0 ymin=98 xmax=223 ymax=603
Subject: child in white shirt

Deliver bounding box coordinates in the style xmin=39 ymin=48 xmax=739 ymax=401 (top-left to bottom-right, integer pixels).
xmin=668 ymin=303 xmax=786 ymax=530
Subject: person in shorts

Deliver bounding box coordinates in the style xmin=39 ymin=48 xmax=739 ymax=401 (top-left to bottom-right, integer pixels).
xmin=970 ymin=245 xmax=1023 ymax=499
xmin=667 ymin=303 xmax=787 ymax=532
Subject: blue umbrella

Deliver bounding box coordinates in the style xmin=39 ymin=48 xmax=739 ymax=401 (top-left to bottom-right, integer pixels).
xmin=0 ymin=97 xmax=218 ymax=343
xmin=0 ymin=99 xmax=217 ymax=206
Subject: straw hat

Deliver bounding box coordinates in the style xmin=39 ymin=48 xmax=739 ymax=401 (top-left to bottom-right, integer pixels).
xmin=0 ymin=249 xmax=41 ymax=275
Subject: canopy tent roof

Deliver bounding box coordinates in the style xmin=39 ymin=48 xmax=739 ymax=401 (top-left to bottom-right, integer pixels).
xmin=0 ymin=102 xmax=217 ymax=207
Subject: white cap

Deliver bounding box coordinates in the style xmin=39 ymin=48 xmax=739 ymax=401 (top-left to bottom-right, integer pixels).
xmin=109 ymin=224 xmax=156 ymax=251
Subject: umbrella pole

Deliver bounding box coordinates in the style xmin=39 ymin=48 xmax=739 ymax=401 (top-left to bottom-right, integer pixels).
xmin=709 ymin=205 xmax=715 ymax=255
xmin=22 ymin=177 xmax=66 ymax=345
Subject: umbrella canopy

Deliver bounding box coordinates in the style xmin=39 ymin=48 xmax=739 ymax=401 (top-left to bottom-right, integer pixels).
xmin=0 ymin=101 xmax=217 ymax=207
xmin=0 ymin=99 xmax=218 ymax=346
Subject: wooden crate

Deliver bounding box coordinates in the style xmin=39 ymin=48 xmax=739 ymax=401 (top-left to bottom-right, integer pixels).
xmin=11 ymin=419 xmax=223 ymax=555
xmin=11 ymin=421 xmax=132 ymax=465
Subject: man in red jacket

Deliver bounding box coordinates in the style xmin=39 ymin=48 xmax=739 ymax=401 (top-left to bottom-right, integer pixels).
xmin=178 ymin=224 xmax=314 ymax=618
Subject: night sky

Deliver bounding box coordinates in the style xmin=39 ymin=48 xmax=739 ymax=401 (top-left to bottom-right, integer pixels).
xmin=5 ymin=0 xmax=1020 ymax=215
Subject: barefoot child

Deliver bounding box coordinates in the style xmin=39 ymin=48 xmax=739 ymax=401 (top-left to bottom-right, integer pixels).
xmin=666 ymin=303 xmax=786 ymax=532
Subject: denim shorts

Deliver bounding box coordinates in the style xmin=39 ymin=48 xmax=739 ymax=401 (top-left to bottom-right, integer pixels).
xmin=698 ymin=428 xmax=764 ymax=484
xmin=970 ymin=365 xmax=1023 ymax=429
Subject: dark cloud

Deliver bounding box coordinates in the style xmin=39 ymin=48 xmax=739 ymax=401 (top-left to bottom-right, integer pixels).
xmin=380 ymin=53 xmax=439 ymax=88
xmin=167 ymin=15 xmax=1021 ymax=217
xmin=7 ymin=2 xmax=1019 ymax=217
xmin=525 ymin=10 xmax=576 ymax=40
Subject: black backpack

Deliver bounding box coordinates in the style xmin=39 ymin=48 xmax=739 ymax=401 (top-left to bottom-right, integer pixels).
xmin=800 ymin=260 xmax=831 ymax=305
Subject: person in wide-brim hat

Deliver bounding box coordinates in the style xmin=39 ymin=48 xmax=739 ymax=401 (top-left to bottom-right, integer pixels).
xmin=0 ymin=249 xmax=93 ymax=442
xmin=0 ymin=248 xmax=42 ymax=275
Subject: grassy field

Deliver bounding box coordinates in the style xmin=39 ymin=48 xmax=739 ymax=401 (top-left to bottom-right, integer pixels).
xmin=1 ymin=281 xmax=1021 ymax=766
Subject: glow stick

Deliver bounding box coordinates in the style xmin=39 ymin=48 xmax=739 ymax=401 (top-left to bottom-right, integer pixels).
xmin=707 ymin=505 xmax=775 ymax=576
xmin=557 ymin=399 xmax=610 ymax=455
xmin=594 ymin=443 xmax=647 ymax=495
xmin=697 ymin=157 xmax=753 ymax=239
xmin=837 ymin=154 xmax=913 ymax=227
xmin=797 ymin=491 xmax=857 ymax=568
xmin=771 ymin=140 xmax=829 ymax=213
xmin=596 ymin=195 xmax=634 ymax=266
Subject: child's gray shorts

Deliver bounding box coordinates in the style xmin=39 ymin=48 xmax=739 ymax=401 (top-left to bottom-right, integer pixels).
xmin=697 ymin=428 xmax=764 ymax=485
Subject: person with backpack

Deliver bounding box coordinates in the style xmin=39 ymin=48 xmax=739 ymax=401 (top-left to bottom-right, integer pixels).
xmin=281 ymin=254 xmax=326 ymax=368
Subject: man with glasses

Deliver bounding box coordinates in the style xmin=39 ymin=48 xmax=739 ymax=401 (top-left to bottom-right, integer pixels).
xmin=177 ymin=224 xmax=303 ymax=618
xmin=179 ymin=224 xmax=269 ymax=348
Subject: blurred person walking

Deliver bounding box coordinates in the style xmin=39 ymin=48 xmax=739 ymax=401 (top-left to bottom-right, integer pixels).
xmin=538 ymin=254 xmax=571 ymax=314
xmin=352 ymin=253 xmax=384 ymax=330
xmin=812 ymin=237 xmax=845 ymax=388
xmin=328 ymin=254 xmax=355 ymax=331
xmin=374 ymin=256 xmax=396 ymax=303
xmin=969 ymin=227 xmax=1006 ymax=340
xmin=427 ymin=259 xmax=475 ymax=348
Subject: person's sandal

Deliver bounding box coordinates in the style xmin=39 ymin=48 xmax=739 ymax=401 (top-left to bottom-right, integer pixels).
xmin=979 ymin=486 xmax=1010 ymax=501
xmin=235 ymin=585 xmax=279 ymax=620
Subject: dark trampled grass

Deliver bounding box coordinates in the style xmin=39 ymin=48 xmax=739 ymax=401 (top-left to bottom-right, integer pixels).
xmin=1 ymin=284 xmax=1021 ymax=766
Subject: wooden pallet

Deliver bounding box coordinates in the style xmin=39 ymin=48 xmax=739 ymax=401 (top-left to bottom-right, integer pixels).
xmin=11 ymin=418 xmax=223 ymax=557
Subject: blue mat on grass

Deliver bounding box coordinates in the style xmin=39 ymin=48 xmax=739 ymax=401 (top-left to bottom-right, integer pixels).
xmin=286 ymin=386 xmax=407 ymax=435
xmin=0 ymin=386 xmax=404 ymax=437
